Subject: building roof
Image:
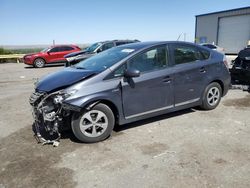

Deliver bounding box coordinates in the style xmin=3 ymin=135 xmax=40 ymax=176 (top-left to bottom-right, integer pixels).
xmin=196 ymin=6 xmax=250 ymax=17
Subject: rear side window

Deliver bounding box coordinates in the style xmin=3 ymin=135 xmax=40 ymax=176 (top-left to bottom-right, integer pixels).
xmin=116 ymin=42 xmax=127 ymax=46
xmin=173 ymin=45 xmax=204 ymax=65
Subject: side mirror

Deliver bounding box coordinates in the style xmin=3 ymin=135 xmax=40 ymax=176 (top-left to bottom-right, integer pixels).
xmin=97 ymin=48 xmax=102 ymax=53
xmin=124 ymin=68 xmax=140 ymax=78
xmin=65 ymin=61 xmax=70 ymax=67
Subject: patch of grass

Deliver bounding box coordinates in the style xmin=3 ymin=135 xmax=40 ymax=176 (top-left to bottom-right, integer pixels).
xmin=0 ymin=48 xmax=44 ymax=55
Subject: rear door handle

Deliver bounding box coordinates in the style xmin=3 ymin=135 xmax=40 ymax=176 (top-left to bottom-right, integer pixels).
xmin=200 ymin=67 xmax=206 ymax=73
xmin=163 ymin=76 xmax=172 ymax=83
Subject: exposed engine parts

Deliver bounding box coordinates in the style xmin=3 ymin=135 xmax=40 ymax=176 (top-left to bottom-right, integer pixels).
xmin=30 ymin=91 xmax=71 ymax=147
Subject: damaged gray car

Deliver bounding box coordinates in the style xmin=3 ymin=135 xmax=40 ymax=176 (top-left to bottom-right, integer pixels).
xmin=30 ymin=41 xmax=230 ymax=145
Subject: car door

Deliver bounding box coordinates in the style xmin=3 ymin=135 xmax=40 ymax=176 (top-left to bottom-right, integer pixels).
xmin=121 ymin=45 xmax=174 ymax=119
xmin=56 ymin=46 xmax=76 ymax=62
xmin=47 ymin=47 xmax=62 ymax=63
xmin=169 ymin=44 xmax=208 ymax=106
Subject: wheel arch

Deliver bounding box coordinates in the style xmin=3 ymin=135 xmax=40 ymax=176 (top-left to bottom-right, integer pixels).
xmin=209 ymin=79 xmax=224 ymax=95
xmin=83 ymin=99 xmax=120 ymax=125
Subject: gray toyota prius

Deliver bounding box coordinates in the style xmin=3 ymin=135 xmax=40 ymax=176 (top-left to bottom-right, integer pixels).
xmin=30 ymin=41 xmax=230 ymax=144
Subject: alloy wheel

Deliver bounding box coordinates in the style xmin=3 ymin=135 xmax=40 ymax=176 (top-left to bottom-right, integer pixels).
xmin=79 ymin=110 xmax=108 ymax=138
xmin=34 ymin=59 xmax=45 ymax=68
xmin=207 ymin=87 xmax=220 ymax=106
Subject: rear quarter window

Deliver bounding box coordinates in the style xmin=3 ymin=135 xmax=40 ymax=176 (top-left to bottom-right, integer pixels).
xmin=200 ymin=49 xmax=210 ymax=59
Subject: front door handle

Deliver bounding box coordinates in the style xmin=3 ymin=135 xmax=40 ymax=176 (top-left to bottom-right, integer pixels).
xmin=163 ymin=76 xmax=172 ymax=83
xmin=200 ymin=67 xmax=206 ymax=73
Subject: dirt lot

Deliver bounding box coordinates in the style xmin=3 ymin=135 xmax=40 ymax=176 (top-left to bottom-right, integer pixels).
xmin=0 ymin=63 xmax=250 ymax=188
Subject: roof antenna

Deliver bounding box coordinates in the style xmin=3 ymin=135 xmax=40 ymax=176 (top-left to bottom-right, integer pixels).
xmin=177 ymin=34 xmax=182 ymax=41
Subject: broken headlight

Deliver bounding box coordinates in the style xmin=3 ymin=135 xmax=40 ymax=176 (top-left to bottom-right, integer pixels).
xmin=53 ymin=89 xmax=78 ymax=104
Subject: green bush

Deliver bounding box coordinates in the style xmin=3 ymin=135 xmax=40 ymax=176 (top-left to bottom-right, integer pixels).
xmin=0 ymin=48 xmax=13 ymax=55
xmin=0 ymin=48 xmax=44 ymax=55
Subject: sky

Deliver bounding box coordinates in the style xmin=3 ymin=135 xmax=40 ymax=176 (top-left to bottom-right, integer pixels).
xmin=0 ymin=0 xmax=249 ymax=45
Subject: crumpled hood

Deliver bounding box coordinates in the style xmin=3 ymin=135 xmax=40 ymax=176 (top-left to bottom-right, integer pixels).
xmin=36 ymin=67 xmax=98 ymax=92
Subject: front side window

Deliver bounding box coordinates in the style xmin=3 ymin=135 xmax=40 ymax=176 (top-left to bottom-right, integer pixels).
xmin=128 ymin=46 xmax=168 ymax=73
xmin=50 ymin=47 xmax=61 ymax=53
xmin=102 ymin=42 xmax=115 ymax=51
xmin=174 ymin=45 xmax=203 ymax=65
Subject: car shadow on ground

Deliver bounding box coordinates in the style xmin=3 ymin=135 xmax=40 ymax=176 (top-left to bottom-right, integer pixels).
xmin=58 ymin=108 xmax=196 ymax=143
xmin=24 ymin=64 xmax=64 ymax=69
xmin=113 ymin=108 xmax=196 ymax=132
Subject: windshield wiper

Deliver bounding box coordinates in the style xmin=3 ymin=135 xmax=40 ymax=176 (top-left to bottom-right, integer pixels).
xmin=74 ymin=66 xmax=86 ymax=69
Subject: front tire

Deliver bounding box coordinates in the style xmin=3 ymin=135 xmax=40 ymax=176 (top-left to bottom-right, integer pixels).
xmin=200 ymin=82 xmax=222 ymax=110
xmin=34 ymin=58 xmax=45 ymax=68
xmin=71 ymin=103 xmax=115 ymax=143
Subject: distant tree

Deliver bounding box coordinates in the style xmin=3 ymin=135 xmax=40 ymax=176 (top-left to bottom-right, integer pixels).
xmin=0 ymin=48 xmax=13 ymax=55
xmin=0 ymin=48 xmax=4 ymax=55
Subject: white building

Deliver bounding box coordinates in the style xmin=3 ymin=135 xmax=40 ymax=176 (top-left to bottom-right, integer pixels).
xmin=195 ymin=7 xmax=250 ymax=54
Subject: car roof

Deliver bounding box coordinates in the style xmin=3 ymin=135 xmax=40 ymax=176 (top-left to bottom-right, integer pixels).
xmin=99 ymin=39 xmax=140 ymax=44
xmin=50 ymin=44 xmax=78 ymax=48
xmin=116 ymin=41 xmax=201 ymax=50
xmin=200 ymin=43 xmax=217 ymax=46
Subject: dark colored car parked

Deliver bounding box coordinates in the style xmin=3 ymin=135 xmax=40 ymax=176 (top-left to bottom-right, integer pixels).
xmin=23 ymin=45 xmax=81 ymax=68
xmin=30 ymin=41 xmax=230 ymax=144
xmin=64 ymin=39 xmax=140 ymax=66
xmin=230 ymin=47 xmax=250 ymax=85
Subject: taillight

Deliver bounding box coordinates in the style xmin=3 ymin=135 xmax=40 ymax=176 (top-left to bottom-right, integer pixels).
xmin=223 ymin=55 xmax=229 ymax=69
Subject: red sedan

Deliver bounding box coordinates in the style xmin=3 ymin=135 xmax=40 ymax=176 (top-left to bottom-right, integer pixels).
xmin=23 ymin=45 xmax=81 ymax=68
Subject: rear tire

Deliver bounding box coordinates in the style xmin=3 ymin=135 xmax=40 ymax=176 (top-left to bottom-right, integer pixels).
xmin=34 ymin=58 xmax=45 ymax=68
xmin=200 ymin=82 xmax=222 ymax=110
xmin=71 ymin=103 xmax=115 ymax=143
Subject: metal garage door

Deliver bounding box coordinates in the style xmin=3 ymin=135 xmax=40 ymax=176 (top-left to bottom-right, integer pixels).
xmin=218 ymin=14 xmax=250 ymax=54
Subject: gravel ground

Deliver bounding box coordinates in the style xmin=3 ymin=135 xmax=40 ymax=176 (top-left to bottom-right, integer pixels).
xmin=0 ymin=63 xmax=249 ymax=188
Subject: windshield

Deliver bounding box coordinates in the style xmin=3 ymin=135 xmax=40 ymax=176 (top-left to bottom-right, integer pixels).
xmin=85 ymin=42 xmax=102 ymax=52
xmin=41 ymin=47 xmax=50 ymax=52
xmin=74 ymin=47 xmax=135 ymax=72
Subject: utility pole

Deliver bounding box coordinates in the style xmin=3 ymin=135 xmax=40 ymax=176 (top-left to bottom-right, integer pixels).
xmin=184 ymin=33 xmax=186 ymax=41
xmin=53 ymin=40 xmax=55 ymax=45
